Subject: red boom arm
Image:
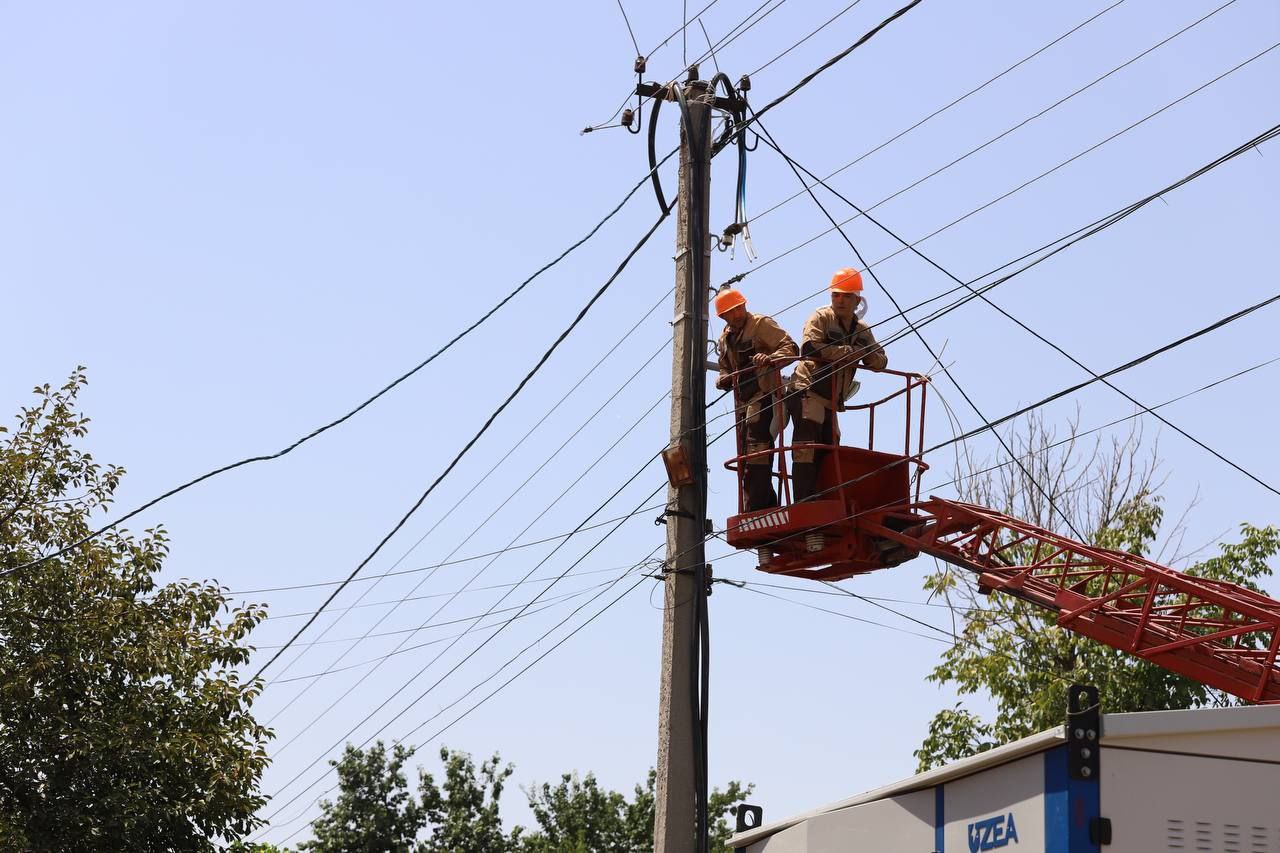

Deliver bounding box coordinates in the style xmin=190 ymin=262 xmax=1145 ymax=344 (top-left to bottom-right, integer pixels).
xmin=861 ymin=498 xmax=1280 ymax=703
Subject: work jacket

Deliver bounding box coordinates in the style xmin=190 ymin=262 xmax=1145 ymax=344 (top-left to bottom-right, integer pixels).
xmin=716 ymin=312 xmax=798 ymax=406
xmin=790 ymin=305 xmax=887 ymax=407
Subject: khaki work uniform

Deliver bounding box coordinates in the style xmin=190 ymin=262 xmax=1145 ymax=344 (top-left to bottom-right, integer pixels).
xmin=787 ymin=305 xmax=887 ymax=499
xmin=716 ymin=312 xmax=799 ymax=511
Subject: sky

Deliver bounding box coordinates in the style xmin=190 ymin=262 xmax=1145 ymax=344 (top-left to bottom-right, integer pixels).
xmin=2 ymin=0 xmax=1279 ymax=845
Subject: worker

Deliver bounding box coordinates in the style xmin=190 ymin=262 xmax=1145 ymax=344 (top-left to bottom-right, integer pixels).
xmin=787 ymin=267 xmax=888 ymax=501
xmin=714 ymin=286 xmax=799 ymax=511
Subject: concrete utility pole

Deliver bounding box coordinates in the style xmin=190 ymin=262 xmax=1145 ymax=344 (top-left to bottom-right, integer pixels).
xmin=653 ymin=71 xmax=713 ymax=853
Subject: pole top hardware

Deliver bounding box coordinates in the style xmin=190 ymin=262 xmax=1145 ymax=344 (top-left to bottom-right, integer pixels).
xmin=635 ymin=81 xmax=743 ymax=114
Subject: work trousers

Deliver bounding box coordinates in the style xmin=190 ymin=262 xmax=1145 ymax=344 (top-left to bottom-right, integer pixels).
xmin=740 ymin=393 xmax=782 ymax=511
xmin=787 ymin=391 xmax=834 ymax=502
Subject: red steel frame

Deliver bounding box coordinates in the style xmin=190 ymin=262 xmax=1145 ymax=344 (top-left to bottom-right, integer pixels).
xmin=862 ymin=499 xmax=1280 ymax=703
xmin=724 ymin=366 xmax=930 ymax=514
xmin=720 ymin=364 xmax=1280 ymax=704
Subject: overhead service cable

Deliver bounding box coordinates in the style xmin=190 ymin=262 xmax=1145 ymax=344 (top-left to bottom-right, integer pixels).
xmin=4 ymin=150 xmax=678 ymax=579
xmin=747 ymin=0 xmax=869 ymax=78
xmin=749 ymin=0 xmax=1175 ymax=226
xmin=615 ymin=0 xmax=642 ymax=56
xmin=721 ymin=0 xmax=927 ymax=149
xmin=685 ymin=124 xmax=1280 ymax=577
xmin=750 ymin=110 xmax=1087 ymax=540
xmin=259 ymin=479 xmax=666 ymax=825
xmin=261 ymin=561 xmax=653 ymax=618
xmin=246 ymin=207 xmax=673 ymax=682
xmin=751 ymin=129 xmax=1280 ymax=496
xmin=225 ymin=506 xmax=664 ymax=595
xmin=731 ymin=0 xmax=1256 ymax=288
xmin=260 ymin=296 xmax=674 ymax=692
xmin=272 ymin=565 xmax=655 ymax=844
xmin=264 ymin=379 xmax=671 ymax=747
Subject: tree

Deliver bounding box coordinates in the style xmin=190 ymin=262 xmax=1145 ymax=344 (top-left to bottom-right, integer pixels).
xmin=915 ymin=414 xmax=1278 ymax=771
xmin=0 ymin=370 xmax=272 ymax=849
xmin=519 ymin=768 xmax=751 ymax=853
xmin=418 ymin=747 xmax=517 ymax=853
xmin=301 ymin=742 xmax=752 ymax=852
xmin=302 ymin=742 xmax=425 ymax=853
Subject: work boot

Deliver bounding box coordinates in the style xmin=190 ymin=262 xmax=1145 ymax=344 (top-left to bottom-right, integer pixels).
xmin=792 ymin=462 xmax=817 ymax=502
xmin=745 ymin=467 xmax=778 ymax=511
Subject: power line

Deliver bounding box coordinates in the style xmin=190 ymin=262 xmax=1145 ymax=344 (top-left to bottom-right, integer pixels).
xmin=616 ymin=0 xmax=642 ymax=56
xmin=271 ymin=568 xmax=655 ymax=845
xmin=750 ymin=110 xmax=1088 ymax=540
xmin=247 ymin=208 xmax=672 ymax=682
xmin=3 ymin=149 xmax=678 ymax=580
xmin=260 ymin=301 xmax=673 ymax=689
xmin=733 ymin=3 xmax=1261 ymax=285
xmin=745 ymin=0 xmax=1131 ymax=225
xmin=727 ymin=0 xmax=927 ymax=142
xmin=258 ymin=479 xmax=665 ymax=824
xmin=263 ymin=382 xmax=669 ymax=740
xmin=750 ymin=125 xmax=1280 ymax=497
xmin=225 ymin=506 xmax=665 ymax=596
xmin=747 ymin=0 xmax=869 ymax=78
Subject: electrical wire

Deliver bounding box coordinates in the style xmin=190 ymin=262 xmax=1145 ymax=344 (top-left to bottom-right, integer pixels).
xmin=723 ymin=0 xmax=927 ymax=147
xmin=225 ymin=505 xmax=665 ymax=596
xmin=746 ymin=0 xmax=1125 ymax=224
xmin=732 ymin=5 xmax=1264 ymax=287
xmin=615 ymin=0 xmax=643 ymax=56
xmin=262 ymin=313 xmax=672 ymax=693
xmin=261 ymin=561 xmax=655 ymax=619
xmin=246 ymin=208 xmax=672 ymax=682
xmin=750 ymin=128 xmax=1280 ymax=497
xmin=4 ymin=149 xmax=679 ymax=580
xmin=747 ymin=0 xmax=868 ymax=78
xmin=750 ymin=110 xmax=1087 ymax=540
xmin=258 ymin=480 xmax=666 ymax=826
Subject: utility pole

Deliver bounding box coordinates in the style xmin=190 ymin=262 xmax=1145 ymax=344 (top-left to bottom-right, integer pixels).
xmin=654 ymin=70 xmax=713 ymax=853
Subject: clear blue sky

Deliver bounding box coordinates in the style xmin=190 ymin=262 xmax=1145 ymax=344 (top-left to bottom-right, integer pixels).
xmin=2 ymin=0 xmax=1278 ymax=844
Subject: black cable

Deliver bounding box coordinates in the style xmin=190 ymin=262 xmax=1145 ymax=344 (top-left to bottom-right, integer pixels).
xmin=4 ymin=151 xmax=678 ymax=579
xmin=615 ymin=0 xmax=642 ymax=56
xmin=265 ymin=380 xmax=671 ymax=743
xmin=720 ymin=0 xmax=927 ymax=151
xmin=727 ymin=6 xmax=1264 ymax=290
xmin=745 ymin=0 xmax=1147 ymax=226
xmin=750 ymin=111 xmax=1087 ymax=540
xmin=271 ymin=569 xmax=654 ymax=845
xmin=751 ymin=130 xmax=1280 ymax=497
xmin=246 ymin=208 xmax=673 ymax=682
xmin=260 ymin=479 xmax=666 ymax=823
xmin=747 ymin=0 xmax=867 ymax=78
xmin=263 ymin=317 xmax=671 ymax=693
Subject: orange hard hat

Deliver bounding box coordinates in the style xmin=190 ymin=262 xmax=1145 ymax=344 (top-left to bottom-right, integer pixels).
xmin=714 ymin=287 xmax=747 ymax=318
xmin=830 ymin=267 xmax=864 ymax=293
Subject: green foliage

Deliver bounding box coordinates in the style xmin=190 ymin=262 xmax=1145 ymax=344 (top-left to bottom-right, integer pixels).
xmin=302 ymin=742 xmax=426 ymax=853
xmin=916 ymin=416 xmax=1279 ymax=772
xmin=418 ymin=747 xmax=517 ymax=853
xmin=0 ymin=370 xmax=272 ymax=849
xmin=301 ymin=742 xmax=752 ymax=852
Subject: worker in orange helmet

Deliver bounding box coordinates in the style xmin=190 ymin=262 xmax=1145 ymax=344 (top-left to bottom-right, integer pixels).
xmin=787 ymin=267 xmax=888 ymax=501
xmin=714 ymin=286 xmax=799 ymax=511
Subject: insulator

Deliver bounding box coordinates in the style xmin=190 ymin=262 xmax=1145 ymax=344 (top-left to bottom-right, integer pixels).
xmin=757 ymin=548 xmax=773 ymax=567
xmin=738 ymin=74 xmax=752 ymax=92
xmin=621 ymin=109 xmax=635 ymax=129
xmin=635 ymin=55 xmax=647 ymax=74
xmin=805 ymin=532 xmax=825 ymax=553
